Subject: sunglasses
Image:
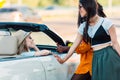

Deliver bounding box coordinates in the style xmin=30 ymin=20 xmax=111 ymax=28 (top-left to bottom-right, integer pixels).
xmin=79 ymin=5 xmax=83 ymax=9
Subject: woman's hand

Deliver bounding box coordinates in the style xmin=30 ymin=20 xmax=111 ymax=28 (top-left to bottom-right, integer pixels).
xmin=39 ymin=50 xmax=51 ymax=55
xmin=56 ymin=43 xmax=70 ymax=53
xmin=53 ymin=54 xmax=64 ymax=64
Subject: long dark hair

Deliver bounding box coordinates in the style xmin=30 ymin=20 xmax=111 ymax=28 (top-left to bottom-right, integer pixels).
xmin=77 ymin=2 xmax=106 ymax=26
xmin=77 ymin=0 xmax=106 ymax=43
xmin=97 ymin=3 xmax=106 ymax=17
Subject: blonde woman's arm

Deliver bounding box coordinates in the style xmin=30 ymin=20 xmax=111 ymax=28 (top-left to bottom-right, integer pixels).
xmin=30 ymin=42 xmax=51 ymax=56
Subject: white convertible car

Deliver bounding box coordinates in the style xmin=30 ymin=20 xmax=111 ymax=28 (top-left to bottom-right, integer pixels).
xmin=0 ymin=22 xmax=79 ymax=80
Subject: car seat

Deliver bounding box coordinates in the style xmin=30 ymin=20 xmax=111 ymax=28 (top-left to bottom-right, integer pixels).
xmin=0 ymin=35 xmax=18 ymax=56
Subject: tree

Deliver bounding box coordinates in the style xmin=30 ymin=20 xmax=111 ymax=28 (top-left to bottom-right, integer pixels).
xmin=38 ymin=0 xmax=53 ymax=7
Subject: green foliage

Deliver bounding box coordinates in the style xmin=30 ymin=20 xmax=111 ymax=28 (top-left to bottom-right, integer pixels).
xmin=98 ymin=0 xmax=120 ymax=6
xmin=38 ymin=0 xmax=53 ymax=7
xmin=53 ymin=0 xmax=69 ymax=6
xmin=8 ymin=0 xmax=120 ymax=7
xmin=112 ymin=0 xmax=120 ymax=6
xmin=97 ymin=0 xmax=107 ymax=6
xmin=37 ymin=0 xmax=74 ymax=7
xmin=23 ymin=0 xmax=39 ymax=7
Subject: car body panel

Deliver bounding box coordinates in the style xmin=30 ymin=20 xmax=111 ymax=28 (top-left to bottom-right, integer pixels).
xmin=0 ymin=57 xmax=45 ymax=80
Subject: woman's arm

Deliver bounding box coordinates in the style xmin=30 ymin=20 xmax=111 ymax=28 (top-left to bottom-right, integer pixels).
xmin=54 ymin=32 xmax=83 ymax=64
xmin=109 ymin=25 xmax=120 ymax=56
xmin=35 ymin=50 xmax=51 ymax=56
xmin=30 ymin=42 xmax=50 ymax=56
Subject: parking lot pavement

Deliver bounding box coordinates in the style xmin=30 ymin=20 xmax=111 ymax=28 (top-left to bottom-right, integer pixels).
xmin=43 ymin=18 xmax=78 ymax=42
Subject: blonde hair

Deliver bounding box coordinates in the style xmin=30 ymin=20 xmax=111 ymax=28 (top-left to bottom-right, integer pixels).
xmin=17 ymin=39 xmax=29 ymax=55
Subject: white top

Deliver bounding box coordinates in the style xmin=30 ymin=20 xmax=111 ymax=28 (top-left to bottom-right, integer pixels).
xmin=78 ymin=17 xmax=113 ymax=47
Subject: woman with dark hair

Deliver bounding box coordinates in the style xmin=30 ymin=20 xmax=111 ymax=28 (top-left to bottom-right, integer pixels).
xmin=56 ymin=2 xmax=107 ymax=80
xmin=54 ymin=0 xmax=120 ymax=80
xmin=56 ymin=0 xmax=107 ymax=80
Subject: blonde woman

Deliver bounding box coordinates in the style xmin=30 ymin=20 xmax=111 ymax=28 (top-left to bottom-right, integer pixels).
xmin=14 ymin=30 xmax=51 ymax=56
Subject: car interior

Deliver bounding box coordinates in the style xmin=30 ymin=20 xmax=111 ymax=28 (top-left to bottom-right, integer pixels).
xmin=0 ymin=22 xmax=67 ymax=61
xmin=0 ymin=30 xmax=59 ymax=60
xmin=0 ymin=35 xmax=17 ymax=56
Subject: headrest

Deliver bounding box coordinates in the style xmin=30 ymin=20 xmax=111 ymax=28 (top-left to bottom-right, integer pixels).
xmin=0 ymin=36 xmax=17 ymax=56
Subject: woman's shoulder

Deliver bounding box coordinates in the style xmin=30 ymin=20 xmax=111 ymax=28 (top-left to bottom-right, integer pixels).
xmin=102 ymin=17 xmax=112 ymax=24
xmin=101 ymin=17 xmax=113 ymax=30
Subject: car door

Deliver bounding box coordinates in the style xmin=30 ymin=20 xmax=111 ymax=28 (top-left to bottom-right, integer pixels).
xmin=39 ymin=55 xmax=69 ymax=80
xmin=31 ymin=31 xmax=79 ymax=80
xmin=39 ymin=53 xmax=79 ymax=80
xmin=0 ymin=57 xmax=46 ymax=80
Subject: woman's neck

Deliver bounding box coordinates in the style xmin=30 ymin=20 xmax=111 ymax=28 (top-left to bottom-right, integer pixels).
xmin=89 ymin=15 xmax=100 ymax=26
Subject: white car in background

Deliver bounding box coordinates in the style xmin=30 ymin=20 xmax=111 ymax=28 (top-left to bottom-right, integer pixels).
xmin=0 ymin=22 xmax=79 ymax=80
xmin=0 ymin=5 xmax=42 ymax=23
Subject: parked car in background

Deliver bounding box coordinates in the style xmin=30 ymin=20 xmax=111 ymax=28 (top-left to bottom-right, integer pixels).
xmin=0 ymin=5 xmax=42 ymax=23
xmin=0 ymin=22 xmax=79 ymax=80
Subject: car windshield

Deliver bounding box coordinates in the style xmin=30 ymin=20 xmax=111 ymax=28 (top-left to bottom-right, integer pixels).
xmin=31 ymin=32 xmax=56 ymax=46
xmin=11 ymin=31 xmax=56 ymax=46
